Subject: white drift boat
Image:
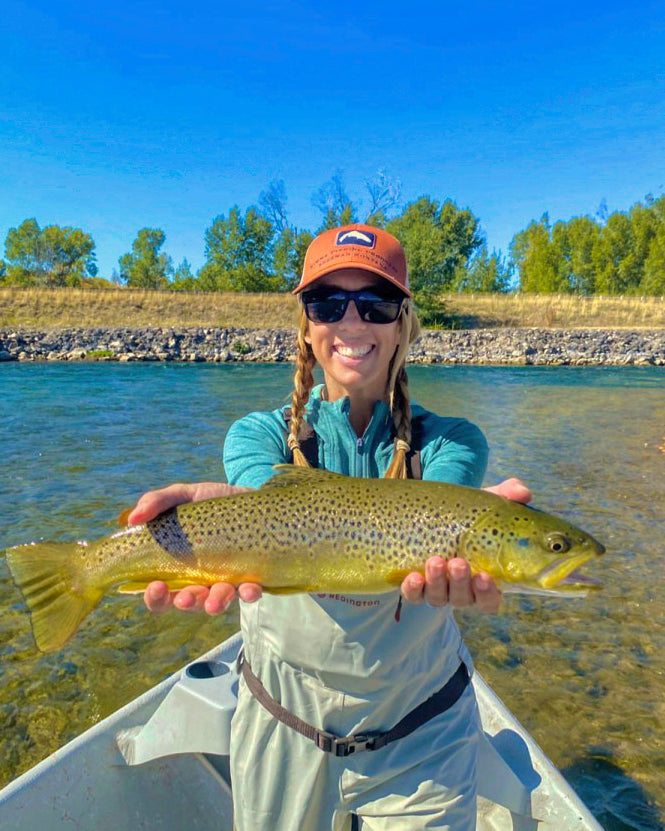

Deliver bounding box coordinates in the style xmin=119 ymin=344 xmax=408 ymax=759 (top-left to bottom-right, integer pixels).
xmin=0 ymin=632 xmax=602 ymax=830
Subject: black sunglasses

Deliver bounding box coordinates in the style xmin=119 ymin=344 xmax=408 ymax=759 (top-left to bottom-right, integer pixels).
xmin=301 ymin=288 xmax=404 ymax=324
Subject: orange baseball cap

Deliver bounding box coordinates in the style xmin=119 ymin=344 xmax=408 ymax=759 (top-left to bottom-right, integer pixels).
xmin=293 ymin=224 xmax=411 ymax=297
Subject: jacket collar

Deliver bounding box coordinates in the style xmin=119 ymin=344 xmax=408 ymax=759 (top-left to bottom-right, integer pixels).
xmin=305 ymin=384 xmax=393 ymax=439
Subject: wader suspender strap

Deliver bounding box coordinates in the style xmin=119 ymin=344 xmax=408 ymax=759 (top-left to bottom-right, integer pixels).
xmin=282 ymin=408 xmax=422 ymax=479
xmin=238 ymin=651 xmax=470 ymax=758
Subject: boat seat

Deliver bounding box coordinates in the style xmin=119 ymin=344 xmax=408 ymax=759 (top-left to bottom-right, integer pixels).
xmin=116 ymin=659 xmax=238 ymax=765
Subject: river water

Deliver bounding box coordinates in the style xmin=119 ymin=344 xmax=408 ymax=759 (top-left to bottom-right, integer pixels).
xmin=1 ymin=362 xmax=664 ymax=829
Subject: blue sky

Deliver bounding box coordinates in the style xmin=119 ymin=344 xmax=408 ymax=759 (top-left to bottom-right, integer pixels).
xmin=2 ymin=0 xmax=664 ymax=278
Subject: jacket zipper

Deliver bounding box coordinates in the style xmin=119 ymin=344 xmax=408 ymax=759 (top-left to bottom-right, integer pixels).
xmin=356 ymin=436 xmax=364 ymax=477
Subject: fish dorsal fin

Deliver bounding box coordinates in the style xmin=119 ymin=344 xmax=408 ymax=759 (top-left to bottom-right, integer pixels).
xmin=260 ymin=464 xmax=348 ymax=489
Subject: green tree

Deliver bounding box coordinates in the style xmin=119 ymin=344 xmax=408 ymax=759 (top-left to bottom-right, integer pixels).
xmin=591 ymin=212 xmax=638 ymax=294
xmin=273 ymin=227 xmax=314 ymax=289
xmin=455 ymin=245 xmax=511 ymax=293
xmin=171 ymin=258 xmax=197 ymax=292
xmin=119 ymin=228 xmax=172 ymax=289
xmin=644 ymin=192 xmax=665 ymax=217
xmin=510 ymin=215 xmax=569 ymax=292
xmin=590 ymin=197 xmax=664 ymax=294
xmin=641 ymin=224 xmax=665 ymax=294
xmin=4 ymin=219 xmax=96 ymax=286
xmin=199 ymin=206 xmax=281 ymax=291
xmin=556 ymin=216 xmax=601 ymax=294
xmin=627 ymin=202 xmax=661 ymax=289
xmin=386 ymin=197 xmax=482 ymax=297
xmin=385 ymin=197 xmax=482 ymax=324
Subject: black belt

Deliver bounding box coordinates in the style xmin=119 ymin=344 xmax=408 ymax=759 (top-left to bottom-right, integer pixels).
xmin=238 ymin=652 xmax=470 ymax=758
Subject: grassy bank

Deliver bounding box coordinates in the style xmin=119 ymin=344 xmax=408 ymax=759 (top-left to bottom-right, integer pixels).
xmin=1 ymin=286 xmax=664 ymax=330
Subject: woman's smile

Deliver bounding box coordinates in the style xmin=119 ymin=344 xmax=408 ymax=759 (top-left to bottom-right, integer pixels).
xmin=333 ymin=342 xmax=375 ymax=361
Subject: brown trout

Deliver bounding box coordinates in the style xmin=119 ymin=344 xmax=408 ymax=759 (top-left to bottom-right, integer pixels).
xmin=5 ymin=466 xmax=604 ymax=652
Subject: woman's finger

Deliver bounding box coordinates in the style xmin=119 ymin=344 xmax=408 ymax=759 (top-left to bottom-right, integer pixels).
xmin=204 ymin=583 xmax=239 ymax=615
xmin=172 ymin=585 xmax=210 ymax=612
xmin=143 ymin=581 xmax=174 ymax=614
xmin=237 ymin=583 xmax=263 ymax=604
xmin=446 ymin=559 xmax=474 ymax=607
xmin=422 ymin=557 xmax=448 ymax=606
xmin=400 ymin=572 xmax=426 ymax=604
xmin=471 ymin=572 xmax=503 ymax=613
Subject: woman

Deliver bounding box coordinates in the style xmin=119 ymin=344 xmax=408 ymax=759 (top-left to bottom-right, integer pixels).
xmin=129 ymin=224 xmax=530 ymax=830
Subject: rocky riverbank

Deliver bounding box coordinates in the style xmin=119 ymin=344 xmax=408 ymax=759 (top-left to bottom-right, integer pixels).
xmin=1 ymin=326 xmax=665 ymax=366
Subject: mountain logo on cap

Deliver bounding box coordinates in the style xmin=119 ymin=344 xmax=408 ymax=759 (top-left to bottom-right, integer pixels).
xmin=336 ymin=230 xmax=376 ymax=248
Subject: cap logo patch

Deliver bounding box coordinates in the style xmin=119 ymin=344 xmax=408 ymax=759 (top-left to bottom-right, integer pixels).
xmin=336 ymin=230 xmax=376 ymax=248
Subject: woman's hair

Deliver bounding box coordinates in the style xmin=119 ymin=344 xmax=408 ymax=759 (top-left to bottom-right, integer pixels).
xmin=287 ymin=297 xmax=422 ymax=479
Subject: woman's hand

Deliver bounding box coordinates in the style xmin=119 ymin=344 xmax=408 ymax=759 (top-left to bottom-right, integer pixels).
xmin=126 ymin=482 xmax=263 ymax=615
xmin=484 ymin=477 xmax=532 ymax=503
xmin=400 ymin=477 xmax=532 ymax=613
xmin=400 ymin=557 xmax=502 ymax=612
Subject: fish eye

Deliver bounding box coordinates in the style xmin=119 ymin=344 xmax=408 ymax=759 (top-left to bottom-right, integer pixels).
xmin=547 ymin=533 xmax=571 ymax=554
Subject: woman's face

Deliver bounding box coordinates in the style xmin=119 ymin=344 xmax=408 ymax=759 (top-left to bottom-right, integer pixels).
xmin=304 ymin=268 xmax=403 ymax=404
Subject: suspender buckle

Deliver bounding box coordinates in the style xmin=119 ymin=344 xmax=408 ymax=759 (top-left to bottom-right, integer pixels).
xmin=316 ymin=731 xmax=385 ymax=756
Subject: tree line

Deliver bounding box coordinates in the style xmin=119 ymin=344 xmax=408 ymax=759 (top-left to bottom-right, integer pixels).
xmin=2 ymin=171 xmax=665 ymax=300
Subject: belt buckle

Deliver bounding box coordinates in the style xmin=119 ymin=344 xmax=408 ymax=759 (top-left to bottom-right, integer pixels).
xmin=332 ymin=733 xmax=375 ymax=757
xmin=316 ymin=731 xmax=383 ymax=756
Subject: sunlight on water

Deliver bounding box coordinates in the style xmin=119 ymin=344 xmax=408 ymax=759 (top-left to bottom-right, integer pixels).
xmin=1 ymin=362 xmax=664 ymax=829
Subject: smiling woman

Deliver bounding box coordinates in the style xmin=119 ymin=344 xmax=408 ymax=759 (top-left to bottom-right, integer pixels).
xmin=127 ymin=224 xmax=531 ymax=831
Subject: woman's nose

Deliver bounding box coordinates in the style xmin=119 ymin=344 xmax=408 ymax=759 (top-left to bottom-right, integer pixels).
xmin=339 ymin=298 xmax=366 ymax=327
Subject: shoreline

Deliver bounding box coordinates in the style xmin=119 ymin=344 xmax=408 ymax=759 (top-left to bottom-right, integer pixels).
xmin=1 ymin=326 xmax=665 ymax=366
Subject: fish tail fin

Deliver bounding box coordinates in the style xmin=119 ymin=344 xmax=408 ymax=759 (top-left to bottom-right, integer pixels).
xmin=5 ymin=541 xmax=105 ymax=652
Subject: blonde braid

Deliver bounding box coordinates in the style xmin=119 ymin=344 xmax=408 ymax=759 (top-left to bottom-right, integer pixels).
xmin=384 ymin=300 xmax=421 ymax=479
xmin=288 ymin=307 xmax=316 ymax=467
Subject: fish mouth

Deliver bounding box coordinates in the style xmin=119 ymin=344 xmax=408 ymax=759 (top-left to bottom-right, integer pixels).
xmin=537 ymin=551 xmax=603 ymax=590
xmin=557 ymin=569 xmax=603 ymax=589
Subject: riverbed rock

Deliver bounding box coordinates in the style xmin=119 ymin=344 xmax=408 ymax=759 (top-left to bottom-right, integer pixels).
xmin=0 ymin=327 xmax=664 ymax=367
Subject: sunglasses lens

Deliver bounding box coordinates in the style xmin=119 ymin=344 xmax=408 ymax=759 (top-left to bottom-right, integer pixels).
xmin=357 ymin=297 xmax=403 ymax=323
xmin=303 ymin=297 xmax=347 ymax=323
xmin=302 ymin=291 xmax=403 ymax=324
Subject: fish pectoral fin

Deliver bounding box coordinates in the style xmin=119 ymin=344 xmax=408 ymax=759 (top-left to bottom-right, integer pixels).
xmin=264 ymin=586 xmax=310 ymax=595
xmin=385 ymin=569 xmax=423 ymax=587
xmin=116 ymin=507 xmax=133 ymax=527
xmin=117 ymin=582 xmax=151 ymax=594
xmin=116 ymin=579 xmax=208 ymax=594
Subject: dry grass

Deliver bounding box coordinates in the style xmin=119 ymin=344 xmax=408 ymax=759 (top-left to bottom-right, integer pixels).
xmin=442 ymin=292 xmax=665 ymax=330
xmin=1 ymin=287 xmax=664 ymax=330
xmin=0 ymin=287 xmax=301 ymax=329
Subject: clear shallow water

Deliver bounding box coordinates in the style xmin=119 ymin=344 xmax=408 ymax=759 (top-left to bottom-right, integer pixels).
xmin=1 ymin=362 xmax=664 ymax=829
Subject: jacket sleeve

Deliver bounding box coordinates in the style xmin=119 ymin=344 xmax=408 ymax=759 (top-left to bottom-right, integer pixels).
xmin=418 ymin=415 xmax=489 ymax=487
xmin=223 ymin=410 xmax=290 ymax=489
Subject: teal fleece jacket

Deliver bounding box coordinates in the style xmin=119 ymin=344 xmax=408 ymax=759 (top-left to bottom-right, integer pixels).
xmin=223 ymin=384 xmax=488 ymax=488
